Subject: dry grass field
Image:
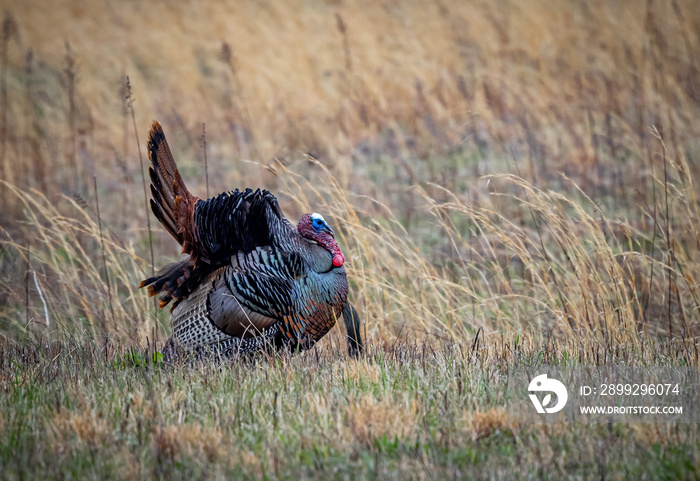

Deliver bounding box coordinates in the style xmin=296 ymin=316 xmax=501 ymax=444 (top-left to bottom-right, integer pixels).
xmin=0 ymin=0 xmax=699 ymax=479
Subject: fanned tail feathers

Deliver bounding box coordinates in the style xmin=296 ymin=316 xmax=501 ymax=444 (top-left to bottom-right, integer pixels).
xmin=140 ymin=121 xmax=200 ymax=308
xmin=146 ymin=121 xmax=198 ymax=252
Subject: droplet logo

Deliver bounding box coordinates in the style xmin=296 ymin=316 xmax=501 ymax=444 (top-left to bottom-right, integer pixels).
xmin=528 ymin=374 xmax=568 ymax=414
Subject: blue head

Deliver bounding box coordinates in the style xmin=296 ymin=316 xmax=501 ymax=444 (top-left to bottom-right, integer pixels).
xmin=297 ymin=213 xmax=344 ymax=267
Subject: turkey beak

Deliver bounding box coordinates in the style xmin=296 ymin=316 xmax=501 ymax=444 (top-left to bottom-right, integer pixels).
xmin=322 ymin=225 xmax=335 ymax=238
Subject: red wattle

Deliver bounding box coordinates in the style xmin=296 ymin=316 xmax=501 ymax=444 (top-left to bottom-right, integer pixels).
xmin=332 ymin=252 xmax=345 ymax=267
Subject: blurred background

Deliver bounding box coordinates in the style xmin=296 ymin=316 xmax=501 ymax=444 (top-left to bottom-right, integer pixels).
xmin=1 ymin=0 xmax=699 ymax=345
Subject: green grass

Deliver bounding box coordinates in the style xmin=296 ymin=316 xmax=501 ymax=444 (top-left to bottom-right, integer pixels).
xmin=1 ymin=337 xmax=698 ymax=480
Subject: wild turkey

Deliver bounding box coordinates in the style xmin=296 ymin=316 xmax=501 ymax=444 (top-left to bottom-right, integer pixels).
xmin=140 ymin=121 xmax=362 ymax=358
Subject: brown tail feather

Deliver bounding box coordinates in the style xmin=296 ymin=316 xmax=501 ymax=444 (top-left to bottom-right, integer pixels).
xmin=146 ymin=121 xmax=198 ymax=248
xmin=142 ymin=121 xmax=201 ymax=307
xmin=139 ymin=258 xmax=197 ymax=311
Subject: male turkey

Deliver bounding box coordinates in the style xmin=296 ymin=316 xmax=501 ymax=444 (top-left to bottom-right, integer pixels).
xmin=140 ymin=121 xmax=362 ymax=359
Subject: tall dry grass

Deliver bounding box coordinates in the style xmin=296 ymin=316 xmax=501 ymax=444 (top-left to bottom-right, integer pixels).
xmin=1 ymin=0 xmax=699 ymax=346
